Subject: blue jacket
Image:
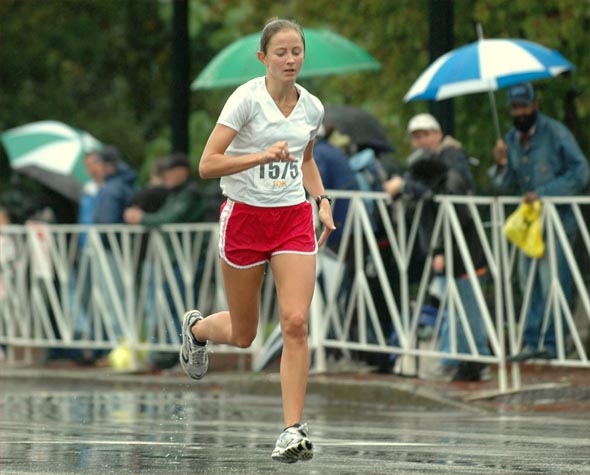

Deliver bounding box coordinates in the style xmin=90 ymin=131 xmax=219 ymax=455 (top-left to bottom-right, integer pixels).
xmin=501 ymin=112 xmax=589 ymax=232
xmin=93 ymin=164 xmax=137 ymax=225
xmin=314 ymin=139 xmax=359 ymax=248
xmin=78 ymin=181 xmax=100 ymax=250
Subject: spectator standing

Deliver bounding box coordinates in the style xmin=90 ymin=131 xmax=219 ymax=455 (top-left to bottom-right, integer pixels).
xmin=178 ymin=18 xmax=335 ymax=463
xmin=69 ymin=149 xmax=105 ymax=363
xmin=78 ymin=150 xmax=105 ymax=248
xmin=124 ymin=157 xmax=169 ymax=366
xmin=124 ymin=153 xmax=206 ymax=368
xmin=313 ymin=125 xmax=359 ymax=252
xmin=92 ymin=146 xmax=137 ymax=348
xmin=125 ymin=154 xmax=206 ymax=226
xmin=492 ymin=82 xmax=589 ymax=362
xmin=126 ymin=157 xmax=169 ymax=215
xmin=317 ymin=124 xmax=398 ymax=373
xmin=384 ymin=113 xmax=491 ymax=382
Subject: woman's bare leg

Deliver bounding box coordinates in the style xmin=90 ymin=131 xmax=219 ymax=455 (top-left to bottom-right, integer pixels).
xmin=270 ymin=253 xmax=316 ymax=427
xmin=192 ymin=260 xmax=266 ymax=348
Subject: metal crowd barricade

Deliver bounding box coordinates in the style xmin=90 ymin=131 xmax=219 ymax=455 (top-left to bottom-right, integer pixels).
xmin=312 ymin=192 xmax=590 ymax=390
xmin=1 ymin=194 xmax=589 ymax=392
xmin=0 ymin=222 xmax=273 ymax=367
xmin=497 ymin=196 xmax=590 ymax=389
xmin=312 ymin=191 xmax=509 ymax=389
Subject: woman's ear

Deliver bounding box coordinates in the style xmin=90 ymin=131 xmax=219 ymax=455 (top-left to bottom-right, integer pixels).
xmin=257 ymin=51 xmax=266 ymax=66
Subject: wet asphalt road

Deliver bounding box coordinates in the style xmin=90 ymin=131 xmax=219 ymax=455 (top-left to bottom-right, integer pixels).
xmin=1 ymin=375 xmax=589 ymax=475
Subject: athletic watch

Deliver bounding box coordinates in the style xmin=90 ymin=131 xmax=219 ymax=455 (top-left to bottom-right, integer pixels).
xmin=315 ymin=194 xmax=333 ymax=207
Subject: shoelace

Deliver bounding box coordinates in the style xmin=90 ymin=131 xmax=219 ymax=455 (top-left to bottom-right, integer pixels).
xmin=190 ymin=344 xmax=211 ymax=362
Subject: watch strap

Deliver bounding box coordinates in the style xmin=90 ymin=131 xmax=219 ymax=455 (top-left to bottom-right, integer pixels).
xmin=315 ymin=194 xmax=332 ymax=207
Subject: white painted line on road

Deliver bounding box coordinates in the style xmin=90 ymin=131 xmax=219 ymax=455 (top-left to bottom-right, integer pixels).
xmin=3 ymin=439 xmax=436 ymax=448
xmin=2 ymin=440 xmax=196 ymax=447
xmin=316 ymin=440 xmax=435 ymax=447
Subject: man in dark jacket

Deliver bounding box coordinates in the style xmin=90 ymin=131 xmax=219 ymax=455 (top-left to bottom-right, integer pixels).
xmin=124 ymin=153 xmax=207 ymax=368
xmin=124 ymin=153 xmax=206 ymax=227
xmin=492 ymin=83 xmax=589 ymax=362
xmin=384 ymin=114 xmax=490 ymax=382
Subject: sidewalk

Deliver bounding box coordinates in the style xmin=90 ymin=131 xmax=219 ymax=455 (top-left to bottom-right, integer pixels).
xmin=2 ymin=356 xmax=588 ymax=414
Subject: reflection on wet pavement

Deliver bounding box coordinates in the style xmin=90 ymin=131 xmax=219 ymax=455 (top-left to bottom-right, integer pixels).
xmin=1 ymin=377 xmax=589 ymax=474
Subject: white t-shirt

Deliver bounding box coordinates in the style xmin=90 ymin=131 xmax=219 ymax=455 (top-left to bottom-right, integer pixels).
xmin=217 ymin=77 xmax=324 ymax=207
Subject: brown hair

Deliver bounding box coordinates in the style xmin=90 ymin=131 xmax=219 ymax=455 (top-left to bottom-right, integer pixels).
xmin=259 ymin=18 xmax=305 ymax=55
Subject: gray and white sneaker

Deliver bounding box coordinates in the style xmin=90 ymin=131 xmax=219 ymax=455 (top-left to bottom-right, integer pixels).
xmin=179 ymin=310 xmax=208 ymax=380
xmin=271 ymin=423 xmax=313 ymax=463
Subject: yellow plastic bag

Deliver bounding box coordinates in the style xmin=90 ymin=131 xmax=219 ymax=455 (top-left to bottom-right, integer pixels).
xmin=503 ymin=200 xmax=544 ymax=258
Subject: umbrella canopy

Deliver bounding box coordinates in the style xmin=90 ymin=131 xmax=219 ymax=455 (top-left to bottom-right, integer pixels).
xmin=323 ymin=105 xmax=393 ymax=153
xmin=192 ymin=28 xmax=380 ymax=90
xmin=404 ymin=38 xmax=574 ymax=102
xmin=404 ymin=34 xmax=574 ymax=140
xmin=1 ymin=121 xmax=102 ymax=202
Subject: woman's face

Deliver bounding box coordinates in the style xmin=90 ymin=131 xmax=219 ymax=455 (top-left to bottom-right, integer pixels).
xmin=258 ymin=28 xmax=304 ymax=83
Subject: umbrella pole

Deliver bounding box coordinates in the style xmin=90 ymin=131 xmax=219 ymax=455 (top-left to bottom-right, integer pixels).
xmin=477 ymin=23 xmax=502 ymax=140
xmin=488 ymin=90 xmax=502 ymax=140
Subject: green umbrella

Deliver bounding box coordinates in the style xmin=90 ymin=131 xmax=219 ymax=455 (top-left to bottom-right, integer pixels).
xmin=1 ymin=120 xmax=102 ymax=202
xmin=192 ymin=28 xmax=381 ymax=90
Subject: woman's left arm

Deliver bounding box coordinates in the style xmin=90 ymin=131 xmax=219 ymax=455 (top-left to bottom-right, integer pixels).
xmin=301 ymin=141 xmax=336 ymax=246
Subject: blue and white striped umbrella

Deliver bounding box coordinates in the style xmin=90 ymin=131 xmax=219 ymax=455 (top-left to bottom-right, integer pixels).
xmin=404 ymin=38 xmax=574 ymax=102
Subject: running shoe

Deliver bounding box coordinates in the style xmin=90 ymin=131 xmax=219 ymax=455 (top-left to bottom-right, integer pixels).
xmin=271 ymin=423 xmax=313 ymax=463
xmin=179 ymin=310 xmax=208 ymax=380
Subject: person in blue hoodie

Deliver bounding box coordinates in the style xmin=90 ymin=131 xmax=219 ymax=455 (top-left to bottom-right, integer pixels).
xmin=68 ymin=149 xmax=106 ymax=362
xmin=313 ymin=125 xmax=359 ymax=252
xmin=91 ymin=146 xmax=137 ymax=353
xmin=93 ymin=146 xmax=137 ymax=226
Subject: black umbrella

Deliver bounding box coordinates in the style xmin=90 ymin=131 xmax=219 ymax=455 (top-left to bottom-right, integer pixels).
xmin=323 ymin=105 xmax=393 ymax=153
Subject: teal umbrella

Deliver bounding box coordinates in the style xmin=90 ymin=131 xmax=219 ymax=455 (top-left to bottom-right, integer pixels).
xmin=192 ymin=28 xmax=381 ymax=90
xmin=1 ymin=121 xmax=102 ymax=201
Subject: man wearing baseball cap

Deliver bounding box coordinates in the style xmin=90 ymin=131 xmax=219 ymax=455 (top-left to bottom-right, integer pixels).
xmin=385 ymin=113 xmax=475 ymax=196
xmin=493 ymin=82 xmax=589 ymax=362
xmin=384 ymin=113 xmax=491 ymax=382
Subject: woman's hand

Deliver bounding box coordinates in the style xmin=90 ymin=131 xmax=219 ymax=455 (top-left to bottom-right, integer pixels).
xmin=259 ymin=141 xmax=296 ymax=164
xmin=316 ymin=201 xmax=336 ymax=247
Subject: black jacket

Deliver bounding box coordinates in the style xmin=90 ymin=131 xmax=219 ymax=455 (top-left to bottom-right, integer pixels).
xmin=402 ymin=137 xmax=485 ymax=277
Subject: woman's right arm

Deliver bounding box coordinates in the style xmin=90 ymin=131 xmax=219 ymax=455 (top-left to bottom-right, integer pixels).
xmin=199 ymin=124 xmax=294 ymax=179
xmin=199 ymin=124 xmax=260 ymax=179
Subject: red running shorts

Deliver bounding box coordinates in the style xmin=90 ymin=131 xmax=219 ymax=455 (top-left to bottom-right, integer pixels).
xmin=219 ymin=199 xmax=317 ymax=269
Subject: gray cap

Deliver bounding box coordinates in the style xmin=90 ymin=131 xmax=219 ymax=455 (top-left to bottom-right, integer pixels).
xmin=508 ymin=82 xmax=535 ymax=105
xmin=98 ymin=146 xmax=121 ymax=165
xmin=160 ymin=153 xmax=191 ymax=171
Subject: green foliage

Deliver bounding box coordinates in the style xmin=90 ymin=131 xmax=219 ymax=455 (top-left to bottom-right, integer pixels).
xmin=0 ymin=0 xmax=169 ymax=178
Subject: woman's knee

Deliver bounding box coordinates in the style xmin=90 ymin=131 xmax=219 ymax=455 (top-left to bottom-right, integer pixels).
xmin=232 ymin=330 xmax=257 ymax=349
xmin=281 ymin=312 xmax=308 ymax=341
